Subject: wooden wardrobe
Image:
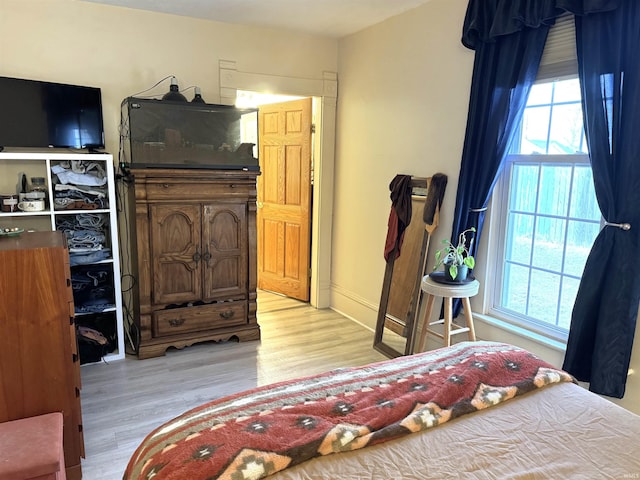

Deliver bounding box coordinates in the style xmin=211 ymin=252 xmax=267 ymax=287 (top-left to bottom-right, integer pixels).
xmin=125 ymin=168 xmax=260 ymax=359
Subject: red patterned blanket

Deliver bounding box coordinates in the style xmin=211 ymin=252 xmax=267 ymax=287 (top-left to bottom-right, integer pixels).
xmin=123 ymin=341 xmax=574 ymax=480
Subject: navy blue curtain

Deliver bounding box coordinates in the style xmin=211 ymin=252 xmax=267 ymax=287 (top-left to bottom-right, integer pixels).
xmin=453 ymin=23 xmax=549 ymax=268
xmin=453 ymin=0 xmax=622 ymax=317
xmin=562 ymin=1 xmax=640 ymax=398
xmin=450 ymin=2 xmax=562 ymax=320
xmin=457 ymin=0 xmax=623 ymax=240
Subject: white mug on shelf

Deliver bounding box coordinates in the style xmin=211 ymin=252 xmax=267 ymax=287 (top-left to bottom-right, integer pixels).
xmin=17 ymin=200 xmax=45 ymax=212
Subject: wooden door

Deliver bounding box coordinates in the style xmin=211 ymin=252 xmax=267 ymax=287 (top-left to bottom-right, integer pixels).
xmin=202 ymin=203 xmax=247 ymax=301
xmin=257 ymin=98 xmax=312 ymax=301
xmin=150 ymin=203 xmax=202 ymax=305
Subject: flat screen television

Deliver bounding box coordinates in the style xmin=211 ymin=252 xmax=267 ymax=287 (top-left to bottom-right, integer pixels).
xmin=0 ymin=76 xmax=105 ymax=150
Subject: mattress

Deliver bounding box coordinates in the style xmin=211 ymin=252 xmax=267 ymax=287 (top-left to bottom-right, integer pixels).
xmin=272 ymin=381 xmax=640 ymax=479
xmin=124 ymin=341 xmax=640 ymax=479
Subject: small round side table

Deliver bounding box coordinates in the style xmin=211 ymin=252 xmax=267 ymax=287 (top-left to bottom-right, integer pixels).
xmin=416 ymin=274 xmax=479 ymax=352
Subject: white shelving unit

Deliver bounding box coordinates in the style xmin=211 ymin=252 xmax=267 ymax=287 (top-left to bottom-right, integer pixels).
xmin=0 ymin=151 xmax=125 ymax=362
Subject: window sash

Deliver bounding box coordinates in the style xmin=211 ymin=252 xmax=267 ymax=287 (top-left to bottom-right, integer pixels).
xmin=490 ymin=153 xmax=598 ymax=342
xmin=483 ymin=16 xmax=593 ymax=343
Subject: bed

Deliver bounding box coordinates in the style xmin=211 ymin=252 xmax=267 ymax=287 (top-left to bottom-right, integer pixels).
xmin=123 ymin=341 xmax=640 ymax=479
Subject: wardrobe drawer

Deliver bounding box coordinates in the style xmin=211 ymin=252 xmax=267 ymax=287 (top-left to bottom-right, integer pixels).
xmin=145 ymin=181 xmax=252 ymax=200
xmin=153 ymin=301 xmax=247 ymax=337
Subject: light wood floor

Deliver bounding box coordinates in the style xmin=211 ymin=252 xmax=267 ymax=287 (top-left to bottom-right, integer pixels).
xmin=79 ymin=291 xmax=388 ymax=479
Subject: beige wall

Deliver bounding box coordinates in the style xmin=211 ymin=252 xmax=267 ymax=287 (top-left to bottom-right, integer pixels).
xmin=1 ymin=0 xmax=637 ymax=413
xmin=0 ymin=0 xmax=338 ymax=156
xmin=331 ymin=0 xmax=472 ymax=328
xmin=331 ymin=0 xmax=640 ymax=414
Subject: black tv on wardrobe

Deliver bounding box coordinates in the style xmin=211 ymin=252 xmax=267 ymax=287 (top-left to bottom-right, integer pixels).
xmin=0 ymin=76 xmax=105 ymax=150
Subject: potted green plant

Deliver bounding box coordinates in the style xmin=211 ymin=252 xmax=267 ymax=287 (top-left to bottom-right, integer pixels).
xmin=433 ymin=227 xmax=476 ymax=282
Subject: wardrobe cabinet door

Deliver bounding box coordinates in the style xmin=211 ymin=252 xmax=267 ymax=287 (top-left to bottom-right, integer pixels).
xmin=202 ymin=203 xmax=248 ymax=301
xmin=150 ymin=203 xmax=202 ymax=305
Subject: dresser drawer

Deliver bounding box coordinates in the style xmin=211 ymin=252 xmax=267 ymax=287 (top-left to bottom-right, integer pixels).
xmin=145 ymin=181 xmax=253 ymax=201
xmin=153 ymin=301 xmax=247 ymax=337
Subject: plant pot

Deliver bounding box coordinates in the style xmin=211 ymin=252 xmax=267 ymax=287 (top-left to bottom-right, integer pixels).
xmin=443 ymin=263 xmax=468 ymax=282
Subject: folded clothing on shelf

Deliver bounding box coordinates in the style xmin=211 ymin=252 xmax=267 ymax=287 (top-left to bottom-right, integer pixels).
xmin=71 ymin=264 xmax=115 ymax=314
xmin=51 ymin=159 xmax=109 ymax=210
xmin=57 ymin=213 xmax=110 ymax=265
xmin=51 ymin=160 xmax=107 ymax=187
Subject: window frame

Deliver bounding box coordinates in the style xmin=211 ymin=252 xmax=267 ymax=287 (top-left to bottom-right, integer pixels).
xmin=488 ymin=151 xmax=601 ymax=343
xmin=471 ymin=15 xmax=605 ymax=346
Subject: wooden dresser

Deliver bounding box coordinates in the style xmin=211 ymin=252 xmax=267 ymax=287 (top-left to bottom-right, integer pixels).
xmin=126 ymin=168 xmax=260 ymax=359
xmin=0 ymin=231 xmax=84 ymax=479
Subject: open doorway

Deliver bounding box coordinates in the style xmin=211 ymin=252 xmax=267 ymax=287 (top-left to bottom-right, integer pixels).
xmin=219 ymin=61 xmax=337 ymax=308
xmin=237 ymin=92 xmax=314 ymax=302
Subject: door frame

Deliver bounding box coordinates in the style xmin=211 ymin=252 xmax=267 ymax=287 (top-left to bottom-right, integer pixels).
xmin=219 ymin=60 xmax=337 ymax=308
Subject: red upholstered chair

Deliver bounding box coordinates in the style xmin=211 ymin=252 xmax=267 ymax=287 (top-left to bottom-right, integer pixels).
xmin=0 ymin=412 xmax=66 ymax=480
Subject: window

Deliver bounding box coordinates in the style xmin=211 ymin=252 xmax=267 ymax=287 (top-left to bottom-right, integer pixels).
xmin=490 ymin=78 xmax=602 ymax=340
